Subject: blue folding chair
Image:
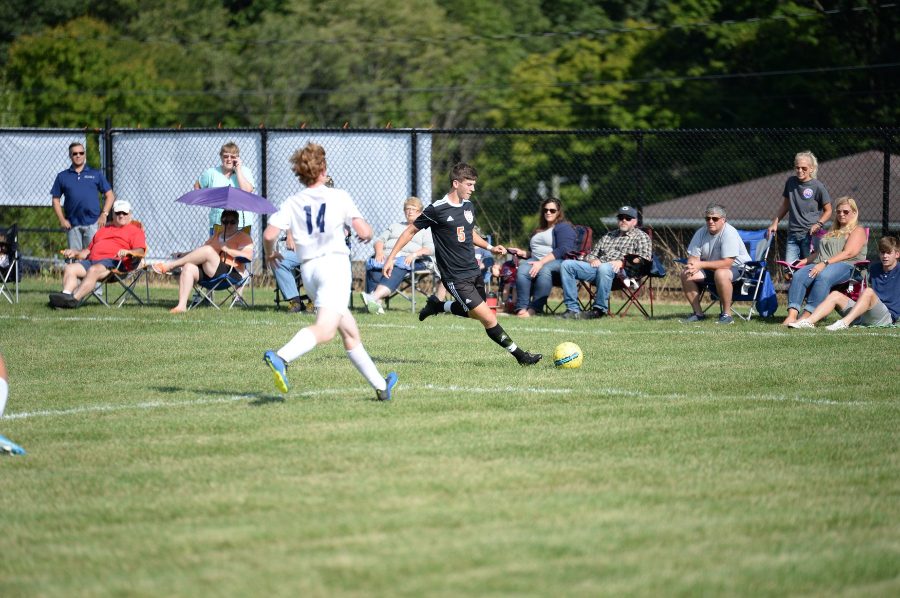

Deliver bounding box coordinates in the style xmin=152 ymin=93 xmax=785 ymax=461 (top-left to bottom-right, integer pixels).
xmin=190 ymin=257 xmax=254 ymax=310
xmin=679 ymin=229 xmax=776 ymax=320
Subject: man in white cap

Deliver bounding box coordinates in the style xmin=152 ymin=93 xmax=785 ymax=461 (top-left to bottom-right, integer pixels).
xmin=49 ymin=199 xmax=146 ymax=309
xmin=558 ymin=205 xmax=652 ymax=319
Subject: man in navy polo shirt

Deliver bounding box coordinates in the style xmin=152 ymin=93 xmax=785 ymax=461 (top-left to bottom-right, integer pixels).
xmin=51 ymin=142 xmax=116 ymax=251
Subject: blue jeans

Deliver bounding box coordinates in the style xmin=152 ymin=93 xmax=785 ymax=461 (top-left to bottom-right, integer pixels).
xmin=560 ymin=260 xmax=614 ymax=313
xmin=274 ymin=250 xmax=302 ymax=300
xmin=785 ymin=232 xmax=820 ymax=264
xmin=787 ymin=262 xmax=854 ymax=313
xmin=366 ymin=258 xmax=427 ymax=293
xmin=67 ymin=224 xmax=98 ymax=251
xmin=515 ymin=259 xmax=561 ymax=312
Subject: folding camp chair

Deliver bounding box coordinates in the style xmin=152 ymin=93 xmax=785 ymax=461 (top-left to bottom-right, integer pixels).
xmin=83 ymin=258 xmax=150 ymax=307
xmin=190 ymin=256 xmax=254 ymax=309
xmin=610 ymin=252 xmax=667 ymax=318
xmin=385 ymin=257 xmax=437 ymax=312
xmin=685 ymin=229 xmax=776 ymax=321
xmin=0 ymin=224 xmax=19 ymax=304
xmin=544 ymin=224 xmax=594 ymax=314
xmin=272 ymin=262 xmax=309 ymax=310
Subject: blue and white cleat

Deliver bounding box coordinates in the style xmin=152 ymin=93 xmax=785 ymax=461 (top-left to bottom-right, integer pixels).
xmin=0 ymin=434 xmax=25 ymax=456
xmin=263 ymin=350 xmax=290 ymax=394
xmin=376 ymin=372 xmax=398 ymax=401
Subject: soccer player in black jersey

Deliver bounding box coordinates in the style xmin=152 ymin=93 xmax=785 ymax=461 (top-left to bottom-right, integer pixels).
xmin=383 ymin=163 xmax=542 ymax=366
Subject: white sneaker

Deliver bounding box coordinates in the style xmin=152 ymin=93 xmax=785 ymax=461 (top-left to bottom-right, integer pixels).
xmin=787 ymin=320 xmax=815 ymax=329
xmin=93 ymin=283 xmax=104 ymax=297
xmin=826 ymin=320 xmax=849 ymax=331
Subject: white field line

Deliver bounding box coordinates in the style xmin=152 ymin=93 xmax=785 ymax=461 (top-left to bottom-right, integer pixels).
xmin=4 ymin=384 xmax=871 ymax=421
xmin=3 ymin=313 xmax=898 ymax=338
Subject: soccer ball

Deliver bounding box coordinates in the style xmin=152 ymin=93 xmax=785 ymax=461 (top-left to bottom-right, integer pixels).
xmin=553 ymin=342 xmax=583 ymax=369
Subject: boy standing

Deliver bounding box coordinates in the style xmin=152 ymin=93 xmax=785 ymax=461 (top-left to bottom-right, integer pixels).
xmin=383 ymin=163 xmax=541 ymax=366
xmin=261 ymin=144 xmax=398 ymax=400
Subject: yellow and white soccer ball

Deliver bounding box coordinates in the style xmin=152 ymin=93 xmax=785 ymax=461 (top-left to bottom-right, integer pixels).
xmin=553 ymin=342 xmax=583 ymax=369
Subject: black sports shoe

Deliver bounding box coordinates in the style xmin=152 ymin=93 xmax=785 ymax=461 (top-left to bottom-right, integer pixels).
xmin=517 ymin=351 xmax=542 ymax=366
xmin=558 ymin=310 xmax=582 ymax=320
xmin=580 ymin=307 xmax=607 ymax=320
xmin=418 ymin=294 xmax=443 ymax=321
xmin=49 ymin=292 xmax=78 ymax=309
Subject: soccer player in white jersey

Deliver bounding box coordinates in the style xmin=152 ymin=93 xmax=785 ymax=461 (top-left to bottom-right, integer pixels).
xmin=262 ymin=143 xmax=398 ymax=400
xmin=0 ymin=352 xmax=26 ymax=455
xmin=383 ymin=162 xmax=541 ymax=366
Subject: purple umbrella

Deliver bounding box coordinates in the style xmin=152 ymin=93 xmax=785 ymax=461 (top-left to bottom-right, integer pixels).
xmin=175 ymin=186 xmax=278 ymax=214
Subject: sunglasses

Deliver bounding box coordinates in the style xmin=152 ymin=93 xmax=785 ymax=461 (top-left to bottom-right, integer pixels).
xmin=114 ymin=211 xmax=129 ymax=216
xmin=617 ymin=215 xmax=634 ymax=221
xmin=71 ymin=151 xmax=85 ymax=156
xmin=221 ymin=219 xmax=238 ymax=224
xmin=836 ymin=209 xmax=853 ymax=215
xmin=705 ymin=216 xmax=722 ymax=222
xmin=543 ymin=208 xmax=559 ymax=214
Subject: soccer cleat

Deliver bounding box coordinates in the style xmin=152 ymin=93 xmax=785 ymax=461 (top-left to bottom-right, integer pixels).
xmin=787 ymin=319 xmax=814 ymax=329
xmin=418 ymin=294 xmax=443 ymax=321
xmin=682 ymin=313 xmax=707 ymax=323
xmin=517 ymin=351 xmax=543 ymax=366
xmin=0 ymin=434 xmax=25 ymax=456
xmin=376 ymin=371 xmax=399 ymax=401
xmin=263 ymin=350 xmax=290 ymax=393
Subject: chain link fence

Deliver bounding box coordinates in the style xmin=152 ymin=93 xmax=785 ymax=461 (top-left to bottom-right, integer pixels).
xmin=1 ymin=126 xmax=896 ymax=288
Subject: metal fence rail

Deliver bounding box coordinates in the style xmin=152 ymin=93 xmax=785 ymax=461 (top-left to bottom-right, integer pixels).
xmin=1 ymin=127 xmax=896 ymax=271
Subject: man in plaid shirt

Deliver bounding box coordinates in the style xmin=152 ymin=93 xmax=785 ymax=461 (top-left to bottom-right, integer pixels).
xmin=558 ymin=206 xmax=652 ymax=319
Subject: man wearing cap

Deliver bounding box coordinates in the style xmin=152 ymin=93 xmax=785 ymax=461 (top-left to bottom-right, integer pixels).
xmin=49 ymin=200 xmax=146 ymax=309
xmin=558 ymin=205 xmax=652 ymax=319
xmin=51 ymin=142 xmax=116 ymax=251
xmin=680 ymin=203 xmax=751 ymax=324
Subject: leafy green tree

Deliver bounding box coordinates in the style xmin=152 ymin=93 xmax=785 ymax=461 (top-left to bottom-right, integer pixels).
xmin=4 ymin=17 xmax=180 ymax=127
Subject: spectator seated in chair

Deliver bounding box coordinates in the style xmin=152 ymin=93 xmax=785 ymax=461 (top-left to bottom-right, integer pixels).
xmin=781 ymin=196 xmax=868 ymax=327
xmin=49 ymin=200 xmax=146 ymax=309
xmin=558 ymin=205 xmax=651 ymax=320
xmin=152 ymin=209 xmax=253 ymax=313
xmin=680 ymin=203 xmax=751 ymax=325
xmin=505 ymin=197 xmax=576 ymax=318
xmin=361 ymin=196 xmax=434 ymax=315
xmin=787 ymin=235 xmax=899 ymax=330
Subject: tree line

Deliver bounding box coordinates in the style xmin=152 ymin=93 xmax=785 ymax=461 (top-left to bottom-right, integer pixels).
xmin=2 ymin=0 xmax=898 ymax=130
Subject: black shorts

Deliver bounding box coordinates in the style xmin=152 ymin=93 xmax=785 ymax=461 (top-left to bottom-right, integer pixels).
xmin=444 ymin=275 xmax=486 ymax=313
xmin=200 ymin=262 xmax=240 ymax=283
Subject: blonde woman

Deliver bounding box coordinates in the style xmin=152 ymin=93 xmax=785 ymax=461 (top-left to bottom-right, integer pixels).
xmin=768 ymin=150 xmax=833 ymax=264
xmin=783 ymin=196 xmax=867 ymax=326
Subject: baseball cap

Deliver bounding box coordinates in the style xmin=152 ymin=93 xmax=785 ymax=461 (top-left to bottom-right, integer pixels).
xmin=617 ymin=205 xmax=638 ymax=219
xmin=113 ymin=199 xmax=132 ymax=214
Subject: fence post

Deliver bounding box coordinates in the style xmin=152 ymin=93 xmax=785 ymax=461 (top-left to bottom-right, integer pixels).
xmin=884 ymin=128 xmax=892 ymax=236
xmin=104 ymin=116 xmax=113 ymax=188
xmin=636 ymin=131 xmax=645 ymax=219
xmin=411 ymin=129 xmax=418 ymax=197
xmin=260 ymin=127 xmax=269 ymax=270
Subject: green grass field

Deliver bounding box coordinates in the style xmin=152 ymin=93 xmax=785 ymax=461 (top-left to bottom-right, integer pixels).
xmin=2 ymin=279 xmax=899 ymax=596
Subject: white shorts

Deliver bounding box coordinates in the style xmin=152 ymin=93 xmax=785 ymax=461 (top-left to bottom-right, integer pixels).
xmin=842 ymin=298 xmax=893 ymax=327
xmin=301 ymin=254 xmax=351 ymax=313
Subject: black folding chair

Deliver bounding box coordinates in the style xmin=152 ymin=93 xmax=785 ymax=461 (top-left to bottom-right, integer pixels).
xmin=0 ymin=224 xmax=19 ymax=304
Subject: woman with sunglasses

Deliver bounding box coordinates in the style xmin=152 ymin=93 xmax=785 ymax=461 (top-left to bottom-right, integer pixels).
xmin=783 ymin=196 xmax=867 ymax=327
xmin=768 ymin=150 xmax=833 ymax=265
xmin=505 ymin=197 xmax=576 ymax=317
xmin=152 ymin=209 xmax=253 ymax=314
